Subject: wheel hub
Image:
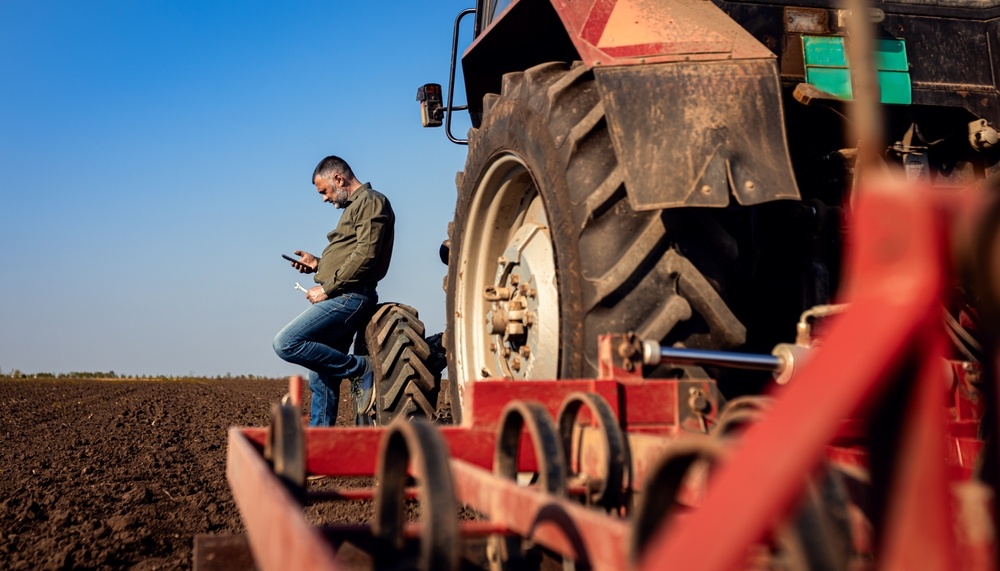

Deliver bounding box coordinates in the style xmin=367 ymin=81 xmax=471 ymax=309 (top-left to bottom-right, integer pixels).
xmin=453 ymin=153 xmax=559 ymax=386
xmin=482 ymin=201 xmax=557 ymax=379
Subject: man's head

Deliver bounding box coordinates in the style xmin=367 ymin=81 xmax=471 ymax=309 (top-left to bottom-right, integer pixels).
xmin=313 ymin=155 xmax=359 ymax=208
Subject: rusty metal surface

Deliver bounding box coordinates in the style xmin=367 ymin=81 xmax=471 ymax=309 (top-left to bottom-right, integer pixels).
xmin=595 ymin=59 xmax=801 ymax=210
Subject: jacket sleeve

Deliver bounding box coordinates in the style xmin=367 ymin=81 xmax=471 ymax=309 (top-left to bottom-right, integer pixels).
xmin=322 ymin=195 xmax=391 ymax=295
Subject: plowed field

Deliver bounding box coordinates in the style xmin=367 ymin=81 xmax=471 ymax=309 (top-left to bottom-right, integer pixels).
xmin=0 ymin=378 xmax=359 ymax=570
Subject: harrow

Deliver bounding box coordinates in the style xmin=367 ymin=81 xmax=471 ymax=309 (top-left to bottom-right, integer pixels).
xmin=218 ymin=175 xmax=998 ymax=570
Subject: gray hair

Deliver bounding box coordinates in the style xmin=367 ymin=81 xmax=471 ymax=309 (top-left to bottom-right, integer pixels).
xmin=312 ymin=155 xmax=355 ymax=183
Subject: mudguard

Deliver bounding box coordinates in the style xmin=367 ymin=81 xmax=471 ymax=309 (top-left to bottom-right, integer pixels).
xmin=465 ymin=0 xmax=801 ymax=207
xmin=549 ymin=0 xmax=774 ymax=66
xmin=554 ymin=0 xmax=801 ymax=207
xmin=595 ymin=59 xmax=801 ymax=209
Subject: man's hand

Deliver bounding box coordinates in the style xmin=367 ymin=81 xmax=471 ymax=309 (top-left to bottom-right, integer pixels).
xmin=291 ymin=250 xmax=319 ymax=274
xmin=306 ymin=285 xmax=328 ymax=304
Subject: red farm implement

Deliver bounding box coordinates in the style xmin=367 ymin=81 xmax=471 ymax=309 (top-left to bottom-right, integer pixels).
xmin=217 ymin=175 xmax=1000 ymax=570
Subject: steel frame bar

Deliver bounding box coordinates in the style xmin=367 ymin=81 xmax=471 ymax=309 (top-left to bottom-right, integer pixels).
xmin=241 ymin=375 xmax=706 ymax=481
xmin=227 ymin=428 xmax=341 ymax=570
xmin=449 ymin=458 xmax=631 ymax=568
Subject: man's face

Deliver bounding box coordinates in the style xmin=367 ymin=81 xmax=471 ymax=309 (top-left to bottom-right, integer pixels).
xmin=314 ymin=174 xmax=349 ymax=208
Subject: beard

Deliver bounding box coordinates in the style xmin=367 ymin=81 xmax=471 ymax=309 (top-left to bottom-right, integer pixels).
xmin=331 ymin=187 xmax=350 ymax=208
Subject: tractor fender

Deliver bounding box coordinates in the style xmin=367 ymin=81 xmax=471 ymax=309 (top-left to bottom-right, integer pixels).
xmin=549 ymin=0 xmax=774 ymax=66
xmin=463 ymin=0 xmax=801 ymax=208
xmin=594 ymin=59 xmax=801 ymax=209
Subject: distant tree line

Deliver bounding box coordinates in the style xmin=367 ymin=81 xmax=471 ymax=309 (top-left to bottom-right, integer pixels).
xmin=0 ymin=368 xmax=283 ymax=381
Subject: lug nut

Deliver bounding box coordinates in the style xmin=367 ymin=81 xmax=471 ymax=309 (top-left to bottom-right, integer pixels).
xmin=519 ymin=345 xmax=531 ymax=358
xmin=483 ymin=286 xmax=512 ymax=301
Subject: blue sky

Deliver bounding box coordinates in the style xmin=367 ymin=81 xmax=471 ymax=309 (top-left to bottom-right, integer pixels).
xmin=0 ymin=1 xmax=476 ymax=377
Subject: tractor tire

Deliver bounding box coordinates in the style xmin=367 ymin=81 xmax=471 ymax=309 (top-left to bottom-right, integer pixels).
xmin=364 ymin=303 xmax=446 ymax=426
xmin=446 ymin=61 xmax=747 ymax=424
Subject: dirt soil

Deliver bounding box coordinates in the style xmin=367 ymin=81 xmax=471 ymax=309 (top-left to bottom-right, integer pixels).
xmin=0 ymin=378 xmax=365 ymax=571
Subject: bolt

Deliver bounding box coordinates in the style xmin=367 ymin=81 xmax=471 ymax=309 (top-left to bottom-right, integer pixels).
xmin=519 ymin=283 xmax=529 ymax=296
xmin=528 ymin=288 xmax=537 ymax=298
xmin=744 ymin=180 xmax=756 ymax=191
xmin=690 ymin=395 xmax=710 ymax=413
xmin=511 ymin=356 xmax=521 ymax=372
xmin=688 ymin=387 xmax=710 ymax=413
xmin=498 ymin=255 xmax=507 ymax=265
xmin=502 ymin=347 xmax=512 ymax=358
xmin=511 ymin=274 xmax=520 ymax=286
xmin=489 ymin=342 xmax=497 ymax=353
xmin=519 ymin=345 xmax=531 ymax=358
xmin=487 ymin=310 xmax=507 ymax=335
xmin=701 ymin=184 xmax=712 ymax=195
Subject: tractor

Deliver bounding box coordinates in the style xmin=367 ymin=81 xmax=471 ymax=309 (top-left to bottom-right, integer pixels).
xmin=372 ymin=0 xmax=1000 ymax=425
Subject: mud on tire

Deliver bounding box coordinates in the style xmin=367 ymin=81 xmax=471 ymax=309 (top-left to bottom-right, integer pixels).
xmin=446 ymin=61 xmax=748 ymax=423
xmin=364 ymin=303 xmax=447 ymax=425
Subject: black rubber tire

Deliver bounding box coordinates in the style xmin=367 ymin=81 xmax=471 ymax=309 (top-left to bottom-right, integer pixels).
xmin=446 ymin=61 xmax=747 ymax=423
xmin=364 ymin=303 xmax=446 ymax=425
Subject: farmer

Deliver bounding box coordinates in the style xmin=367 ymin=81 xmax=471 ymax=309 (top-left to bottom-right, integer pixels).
xmin=273 ymin=155 xmax=395 ymax=426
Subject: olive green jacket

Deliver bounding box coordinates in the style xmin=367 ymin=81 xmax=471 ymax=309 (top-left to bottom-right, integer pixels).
xmin=314 ymin=183 xmax=395 ymax=296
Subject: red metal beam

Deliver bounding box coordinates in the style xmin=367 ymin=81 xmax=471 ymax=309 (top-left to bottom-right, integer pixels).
xmin=450 ymin=458 xmax=630 ymax=569
xmin=638 ymin=179 xmax=956 ymax=570
xmin=227 ymin=428 xmax=341 ymax=571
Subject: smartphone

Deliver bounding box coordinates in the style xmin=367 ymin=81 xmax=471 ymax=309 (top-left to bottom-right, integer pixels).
xmin=282 ymin=254 xmax=300 ymax=264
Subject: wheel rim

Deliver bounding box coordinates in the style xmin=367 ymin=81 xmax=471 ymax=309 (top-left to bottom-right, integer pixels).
xmin=454 ymin=153 xmax=560 ymax=387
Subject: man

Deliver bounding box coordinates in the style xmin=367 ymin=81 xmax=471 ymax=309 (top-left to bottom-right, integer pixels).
xmin=273 ymin=155 xmax=395 ymax=426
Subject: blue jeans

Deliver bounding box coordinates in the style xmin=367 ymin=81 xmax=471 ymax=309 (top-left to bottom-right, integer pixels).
xmin=273 ymin=290 xmax=376 ymax=426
